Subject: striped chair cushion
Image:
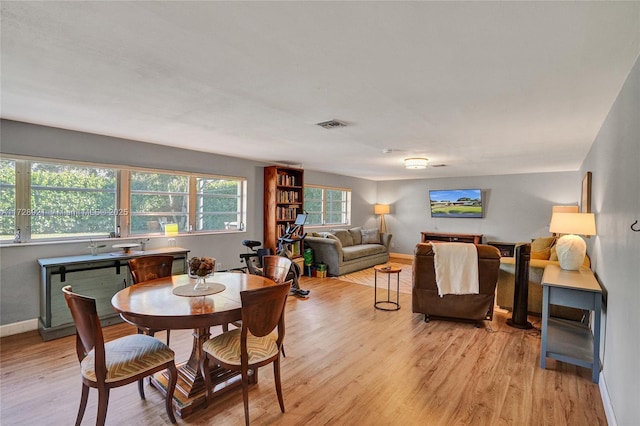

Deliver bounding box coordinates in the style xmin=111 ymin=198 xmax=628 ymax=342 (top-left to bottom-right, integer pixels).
xmin=81 ymin=334 xmax=174 ymax=383
xmin=203 ymin=329 xmax=278 ymax=365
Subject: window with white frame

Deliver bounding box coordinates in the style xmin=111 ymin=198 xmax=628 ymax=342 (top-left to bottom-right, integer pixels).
xmin=0 ymin=155 xmax=247 ymax=243
xmin=0 ymin=159 xmax=16 ymax=241
xmin=303 ymin=185 xmax=351 ymax=226
xmin=195 ymin=177 xmax=246 ymax=231
xmin=129 ymin=171 xmax=189 ymax=235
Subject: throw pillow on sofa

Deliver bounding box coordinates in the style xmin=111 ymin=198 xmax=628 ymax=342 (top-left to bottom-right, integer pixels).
xmin=531 ymin=236 xmax=556 ymax=252
xmin=530 ymin=236 xmax=556 ymax=260
xmin=348 ymin=227 xmax=362 ymax=245
xmin=332 ymin=229 xmax=354 ymax=247
xmin=361 ymin=228 xmax=380 ymax=244
xmin=531 ymin=247 xmax=551 ymax=260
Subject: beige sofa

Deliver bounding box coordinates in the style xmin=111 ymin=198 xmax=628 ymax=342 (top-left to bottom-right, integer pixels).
xmin=304 ymin=227 xmax=391 ymax=276
xmin=495 ymin=236 xmax=587 ymax=321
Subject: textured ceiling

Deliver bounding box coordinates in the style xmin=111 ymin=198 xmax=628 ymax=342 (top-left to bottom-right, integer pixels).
xmin=1 ymin=2 xmax=639 ymax=180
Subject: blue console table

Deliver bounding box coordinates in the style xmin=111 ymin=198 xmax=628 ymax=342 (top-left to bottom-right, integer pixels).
xmin=540 ymin=264 xmax=602 ymax=383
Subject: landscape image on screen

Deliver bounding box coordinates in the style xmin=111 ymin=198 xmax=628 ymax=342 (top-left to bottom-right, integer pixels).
xmin=429 ymin=189 xmax=483 ymax=218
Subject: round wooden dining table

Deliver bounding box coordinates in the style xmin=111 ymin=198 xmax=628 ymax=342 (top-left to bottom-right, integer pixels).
xmin=111 ymin=272 xmax=276 ymax=418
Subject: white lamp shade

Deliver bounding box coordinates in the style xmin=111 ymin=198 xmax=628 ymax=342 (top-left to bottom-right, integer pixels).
xmin=374 ymin=204 xmax=390 ymax=215
xmin=549 ymin=212 xmax=596 ymax=236
xmin=552 ymin=205 xmax=579 ymax=213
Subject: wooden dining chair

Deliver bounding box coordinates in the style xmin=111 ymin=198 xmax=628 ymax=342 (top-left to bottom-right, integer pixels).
xmin=62 ymin=285 xmax=177 ymax=426
xmin=128 ymin=255 xmax=174 ymax=345
xmin=228 ymin=255 xmax=291 ymax=356
xmin=261 ymin=255 xmax=293 ymax=284
xmin=200 ymin=281 xmax=291 ymax=426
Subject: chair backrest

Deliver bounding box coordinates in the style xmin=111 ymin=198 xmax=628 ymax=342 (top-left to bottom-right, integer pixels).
xmin=261 ymin=255 xmax=292 ymax=284
xmin=62 ymin=286 xmax=107 ymax=378
xmin=240 ymin=281 xmax=291 ymax=339
xmin=413 ymin=243 xmax=501 ymax=295
xmin=128 ymin=255 xmax=174 ymax=284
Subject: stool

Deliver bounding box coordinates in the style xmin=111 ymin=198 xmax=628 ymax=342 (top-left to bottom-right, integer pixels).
xmin=374 ymin=264 xmax=401 ymax=311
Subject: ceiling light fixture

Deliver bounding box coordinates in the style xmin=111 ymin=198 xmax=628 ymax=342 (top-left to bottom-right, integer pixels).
xmin=404 ymin=157 xmax=428 ymax=169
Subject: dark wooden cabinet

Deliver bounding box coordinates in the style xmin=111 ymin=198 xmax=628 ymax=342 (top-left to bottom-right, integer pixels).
xmin=420 ymin=231 xmax=483 ymax=245
xmin=487 ymin=241 xmax=516 ymax=257
xmin=264 ymin=166 xmax=304 ymax=257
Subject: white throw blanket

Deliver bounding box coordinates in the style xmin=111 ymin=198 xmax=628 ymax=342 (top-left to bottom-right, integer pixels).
xmin=431 ymin=242 xmax=479 ymax=297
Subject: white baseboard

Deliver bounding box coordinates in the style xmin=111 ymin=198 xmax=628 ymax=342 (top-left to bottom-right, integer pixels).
xmin=599 ymin=372 xmax=617 ymax=426
xmin=0 ymin=319 xmax=38 ymax=338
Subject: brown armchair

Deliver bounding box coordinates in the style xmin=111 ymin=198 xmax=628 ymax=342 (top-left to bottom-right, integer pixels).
xmin=412 ymin=243 xmax=501 ymax=324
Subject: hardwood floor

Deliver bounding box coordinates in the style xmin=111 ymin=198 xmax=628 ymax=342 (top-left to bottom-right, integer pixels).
xmin=0 ymin=265 xmax=607 ymax=426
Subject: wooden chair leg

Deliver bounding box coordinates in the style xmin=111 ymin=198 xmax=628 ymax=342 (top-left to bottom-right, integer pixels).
xmin=75 ymin=383 xmax=90 ymax=426
xmin=241 ymin=368 xmax=250 ymax=426
xmin=96 ymin=386 xmax=110 ymax=426
xmin=274 ymin=357 xmax=285 ymax=413
xmin=165 ymin=362 xmax=178 ymax=424
xmin=166 ymin=329 xmax=171 ymax=346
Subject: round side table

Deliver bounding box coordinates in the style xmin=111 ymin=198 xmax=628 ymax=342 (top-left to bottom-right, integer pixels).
xmin=374 ymin=264 xmax=402 ymax=311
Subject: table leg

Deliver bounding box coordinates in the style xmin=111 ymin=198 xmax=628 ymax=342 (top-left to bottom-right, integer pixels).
xmin=374 ymin=271 xmax=400 ymax=311
xmin=540 ymin=286 xmax=549 ymax=369
xmin=150 ymin=327 xmax=244 ymax=418
xmin=592 ymin=295 xmax=601 ymax=383
xmin=374 ymin=270 xmax=378 ymax=307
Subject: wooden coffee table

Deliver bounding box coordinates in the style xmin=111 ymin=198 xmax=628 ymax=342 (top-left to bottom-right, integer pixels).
xmin=373 ymin=264 xmax=401 ymax=311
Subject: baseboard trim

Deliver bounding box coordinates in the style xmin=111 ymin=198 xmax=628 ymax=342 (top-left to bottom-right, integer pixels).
xmin=0 ymin=319 xmax=38 ymax=338
xmin=599 ymin=372 xmax=617 ymax=426
xmin=390 ymin=252 xmax=412 ymax=260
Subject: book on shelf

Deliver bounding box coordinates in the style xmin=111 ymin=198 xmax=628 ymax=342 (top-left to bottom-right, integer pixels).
xmin=277 ymin=174 xmax=297 ymax=187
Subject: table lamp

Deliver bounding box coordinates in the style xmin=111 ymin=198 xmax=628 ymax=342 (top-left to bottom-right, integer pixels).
xmin=374 ymin=204 xmax=390 ymax=233
xmin=548 ymin=212 xmax=596 ymax=270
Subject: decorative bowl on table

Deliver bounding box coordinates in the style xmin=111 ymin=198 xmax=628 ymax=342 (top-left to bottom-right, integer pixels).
xmin=188 ymin=256 xmax=216 ymax=290
xmin=112 ymin=243 xmax=141 ymax=254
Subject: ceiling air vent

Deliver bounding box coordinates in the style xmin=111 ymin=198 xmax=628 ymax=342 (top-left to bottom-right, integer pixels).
xmin=316 ymin=119 xmax=347 ymax=129
xmin=431 ymin=164 xmax=447 ymax=168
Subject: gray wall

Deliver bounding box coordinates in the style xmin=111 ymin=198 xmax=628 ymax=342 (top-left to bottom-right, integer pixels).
xmin=377 ymin=172 xmax=579 ymax=255
xmin=0 ymin=121 xmax=261 ymax=324
xmin=304 ymin=169 xmax=378 ymax=232
xmin=581 ymin=55 xmax=639 ymax=425
xmin=0 ymin=120 xmax=377 ymax=325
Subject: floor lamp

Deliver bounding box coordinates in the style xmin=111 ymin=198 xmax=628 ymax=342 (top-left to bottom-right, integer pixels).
xmin=374 ymin=204 xmax=389 ymax=234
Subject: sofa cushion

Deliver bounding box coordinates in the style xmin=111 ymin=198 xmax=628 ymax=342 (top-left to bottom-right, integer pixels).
xmin=531 ymin=247 xmax=551 ymax=260
xmin=531 ymin=236 xmax=556 ymax=252
xmin=349 ymin=227 xmax=362 ymax=245
xmin=332 ymin=229 xmax=354 ymax=247
xmin=361 ymin=228 xmax=380 ymax=244
xmin=342 ymin=244 xmax=387 ymax=261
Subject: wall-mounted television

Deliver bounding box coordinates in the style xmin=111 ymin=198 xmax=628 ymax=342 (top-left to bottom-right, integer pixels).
xmin=429 ymin=189 xmax=483 ymax=218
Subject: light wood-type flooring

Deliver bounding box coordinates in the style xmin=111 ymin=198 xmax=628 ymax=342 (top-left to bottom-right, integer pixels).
xmin=0 ymin=260 xmax=606 ymax=426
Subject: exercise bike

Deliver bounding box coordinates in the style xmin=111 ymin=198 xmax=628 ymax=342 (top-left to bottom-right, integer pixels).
xmin=238 ymin=214 xmax=310 ymax=298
